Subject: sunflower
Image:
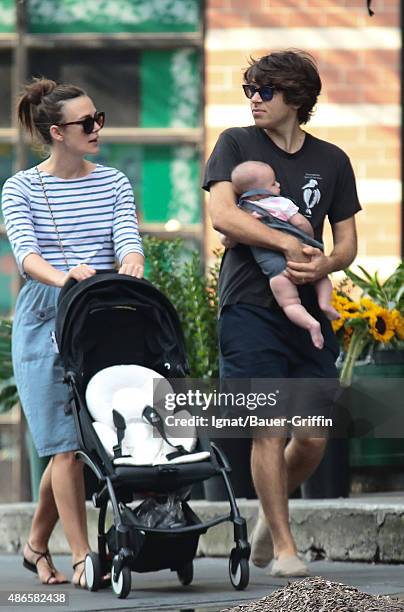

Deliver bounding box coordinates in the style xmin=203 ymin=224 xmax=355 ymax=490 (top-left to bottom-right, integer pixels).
xmin=331 ymin=292 xmax=347 ymax=314
xmin=333 ymin=263 xmax=404 ymax=386
xmin=368 ymin=307 xmax=396 ymax=343
xmin=360 ymin=296 xmax=378 ymax=312
xmin=343 ymin=309 xmax=362 ymax=321
xmin=332 ymin=317 xmax=345 ymax=333
xmin=343 ymin=301 xmax=361 ymax=318
xmin=332 ymin=291 xmax=362 ymax=321
xmin=392 ymin=310 xmax=404 ymax=340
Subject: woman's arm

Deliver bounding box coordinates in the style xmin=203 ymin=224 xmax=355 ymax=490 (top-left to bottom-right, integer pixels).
xmin=118 ymin=252 xmax=144 ymax=278
xmin=2 ymin=176 xmax=97 ymax=286
xmin=23 ymin=254 xmax=96 ymax=287
xmin=23 ymin=254 xmax=66 ymax=286
xmin=113 ymin=173 xmax=144 ymax=276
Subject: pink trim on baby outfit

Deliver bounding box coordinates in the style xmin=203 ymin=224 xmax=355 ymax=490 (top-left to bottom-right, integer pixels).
xmin=248 ymin=196 xmax=299 ymax=222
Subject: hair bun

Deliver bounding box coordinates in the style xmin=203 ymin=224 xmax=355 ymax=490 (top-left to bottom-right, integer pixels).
xmin=25 ymin=78 xmax=57 ymax=105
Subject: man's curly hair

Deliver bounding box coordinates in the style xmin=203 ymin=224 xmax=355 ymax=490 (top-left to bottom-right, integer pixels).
xmin=243 ymin=49 xmax=322 ymax=125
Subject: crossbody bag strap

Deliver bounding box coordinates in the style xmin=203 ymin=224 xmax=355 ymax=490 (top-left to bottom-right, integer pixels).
xmin=36 ymin=166 xmax=70 ymax=271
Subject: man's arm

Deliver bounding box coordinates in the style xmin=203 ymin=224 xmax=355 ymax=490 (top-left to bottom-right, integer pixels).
xmin=209 ymin=182 xmax=309 ymax=262
xmin=218 ymin=232 xmax=237 ymax=249
xmin=285 ymin=216 xmax=358 ymax=283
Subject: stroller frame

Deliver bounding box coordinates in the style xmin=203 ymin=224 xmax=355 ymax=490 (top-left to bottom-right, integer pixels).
xmin=57 ymin=273 xmax=250 ymax=599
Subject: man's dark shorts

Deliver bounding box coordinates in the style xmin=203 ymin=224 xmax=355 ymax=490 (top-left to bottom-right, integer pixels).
xmin=218 ymin=303 xmax=340 ymax=429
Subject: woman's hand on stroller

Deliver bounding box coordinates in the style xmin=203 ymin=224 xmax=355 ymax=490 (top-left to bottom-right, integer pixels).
xmin=119 ymin=253 xmax=145 ymax=278
xmin=63 ymin=264 xmax=97 ymax=284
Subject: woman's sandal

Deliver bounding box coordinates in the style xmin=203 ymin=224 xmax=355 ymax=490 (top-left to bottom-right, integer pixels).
xmin=72 ymin=559 xmax=86 ymax=589
xmin=23 ymin=542 xmax=69 ymax=585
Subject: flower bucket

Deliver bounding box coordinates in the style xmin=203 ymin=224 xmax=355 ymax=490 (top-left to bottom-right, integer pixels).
xmin=349 ymin=350 xmax=404 ymax=468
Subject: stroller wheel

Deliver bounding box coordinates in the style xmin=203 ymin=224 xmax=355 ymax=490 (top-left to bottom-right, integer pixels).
xmin=229 ymin=549 xmax=249 ymax=591
xmin=177 ymin=561 xmax=193 ymax=586
xmin=111 ymin=556 xmax=131 ymax=599
xmin=85 ymin=552 xmax=102 ymax=592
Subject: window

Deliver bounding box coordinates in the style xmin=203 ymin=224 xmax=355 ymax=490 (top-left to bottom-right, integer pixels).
xmin=30 ymin=50 xmax=140 ymax=127
xmin=0 ymin=51 xmax=12 ymax=126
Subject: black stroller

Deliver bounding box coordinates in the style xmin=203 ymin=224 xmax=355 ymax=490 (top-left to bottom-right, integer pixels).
xmin=55 ymin=272 xmax=250 ymax=599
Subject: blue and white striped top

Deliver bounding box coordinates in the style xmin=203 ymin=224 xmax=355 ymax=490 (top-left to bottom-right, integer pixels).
xmin=1 ymin=164 xmax=143 ymax=276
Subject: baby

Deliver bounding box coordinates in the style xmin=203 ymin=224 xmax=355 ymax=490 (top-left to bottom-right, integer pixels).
xmin=222 ymin=160 xmax=339 ymax=349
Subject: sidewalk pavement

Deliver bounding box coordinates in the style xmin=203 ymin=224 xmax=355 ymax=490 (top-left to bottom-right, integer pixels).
xmin=1 ymin=493 xmax=404 ymax=611
xmin=1 ymin=555 xmax=404 ymax=612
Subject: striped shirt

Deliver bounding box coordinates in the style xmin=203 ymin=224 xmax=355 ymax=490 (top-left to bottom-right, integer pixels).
xmin=1 ymin=164 xmax=143 ymax=276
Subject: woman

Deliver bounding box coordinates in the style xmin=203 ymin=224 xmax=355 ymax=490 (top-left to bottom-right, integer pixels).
xmin=1 ymin=78 xmax=144 ymax=587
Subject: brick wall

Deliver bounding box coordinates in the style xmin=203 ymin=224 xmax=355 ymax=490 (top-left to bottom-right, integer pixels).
xmin=204 ymin=0 xmax=401 ymax=276
xmin=207 ymin=0 xmax=398 ymax=28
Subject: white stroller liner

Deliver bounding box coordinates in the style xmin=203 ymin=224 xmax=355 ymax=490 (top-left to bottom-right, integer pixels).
xmin=86 ymin=364 xmax=210 ymax=466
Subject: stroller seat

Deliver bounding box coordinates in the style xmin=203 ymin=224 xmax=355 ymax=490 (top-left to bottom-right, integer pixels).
xmin=111 ymin=460 xmax=218 ymax=493
xmin=86 ymin=364 xmax=211 ymax=467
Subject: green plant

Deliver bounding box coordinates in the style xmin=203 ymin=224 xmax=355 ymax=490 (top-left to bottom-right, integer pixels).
xmin=0 ymin=318 xmax=18 ymax=413
xmin=345 ymin=262 xmax=404 ymax=311
xmin=143 ymin=236 xmax=221 ymax=378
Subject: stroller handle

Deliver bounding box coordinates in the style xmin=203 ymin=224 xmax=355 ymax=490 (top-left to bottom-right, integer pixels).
xmin=61 ymin=268 xmax=116 ymax=292
xmin=61 ymin=268 xmax=149 ymax=294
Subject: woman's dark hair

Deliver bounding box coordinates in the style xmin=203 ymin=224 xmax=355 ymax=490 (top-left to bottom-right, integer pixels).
xmin=17 ymin=77 xmax=86 ymax=144
xmin=243 ymin=50 xmax=321 ymax=124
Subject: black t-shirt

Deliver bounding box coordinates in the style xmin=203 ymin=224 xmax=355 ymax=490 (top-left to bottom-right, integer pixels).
xmin=202 ymin=126 xmax=361 ymax=311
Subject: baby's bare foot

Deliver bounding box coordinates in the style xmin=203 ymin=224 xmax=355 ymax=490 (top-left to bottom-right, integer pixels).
xmin=320 ymin=304 xmax=340 ymax=321
xmin=309 ymin=322 xmax=324 ymax=350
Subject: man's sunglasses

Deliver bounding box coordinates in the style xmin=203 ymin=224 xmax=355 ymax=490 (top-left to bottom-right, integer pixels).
xmin=242 ymin=84 xmax=275 ymax=102
xmin=57 ymin=111 xmax=105 ymax=134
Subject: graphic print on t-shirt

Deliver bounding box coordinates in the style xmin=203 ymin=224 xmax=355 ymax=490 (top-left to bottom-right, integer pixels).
xmin=302 ymin=173 xmax=322 ymax=216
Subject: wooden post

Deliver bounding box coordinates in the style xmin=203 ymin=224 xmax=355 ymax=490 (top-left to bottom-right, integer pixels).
xmin=401 ymin=0 xmax=404 ymax=258
xmin=13 ymin=1 xmax=31 ymax=500
xmin=13 ymin=0 xmax=28 ymax=173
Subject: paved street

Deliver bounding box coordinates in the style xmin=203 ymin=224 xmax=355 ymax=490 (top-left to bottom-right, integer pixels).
xmin=1 ymin=556 xmax=404 ymax=612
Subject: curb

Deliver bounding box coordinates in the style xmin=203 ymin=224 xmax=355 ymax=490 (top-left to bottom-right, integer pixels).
xmin=1 ymin=498 xmax=404 ymax=562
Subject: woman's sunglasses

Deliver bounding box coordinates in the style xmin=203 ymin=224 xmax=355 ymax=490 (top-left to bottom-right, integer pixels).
xmin=242 ymin=84 xmax=275 ymax=102
xmin=57 ymin=111 xmax=105 ymax=134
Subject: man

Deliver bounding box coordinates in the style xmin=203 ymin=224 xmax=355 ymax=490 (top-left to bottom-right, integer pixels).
xmin=203 ymin=50 xmax=361 ymax=577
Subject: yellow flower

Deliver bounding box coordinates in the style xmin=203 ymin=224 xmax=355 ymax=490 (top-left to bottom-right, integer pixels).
xmin=360 ymin=296 xmax=378 ymax=312
xmin=335 ymin=296 xmax=349 ymax=308
xmin=332 ymin=283 xmax=403 ymax=351
xmin=332 ymin=318 xmax=345 ymax=333
xmin=344 ymin=309 xmax=362 ymax=320
xmin=332 ymin=292 xmax=361 ymax=319
xmin=392 ymin=310 xmax=404 ymax=340
xmin=344 ymin=301 xmax=361 ymax=315
xmin=332 ymin=292 xmax=347 ymax=313
xmin=368 ymin=307 xmax=396 ymax=343
xmin=334 ymin=262 xmax=404 ymax=386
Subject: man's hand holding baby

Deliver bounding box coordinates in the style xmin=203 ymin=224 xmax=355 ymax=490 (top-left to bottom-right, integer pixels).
xmin=286 ymin=245 xmax=331 ymax=284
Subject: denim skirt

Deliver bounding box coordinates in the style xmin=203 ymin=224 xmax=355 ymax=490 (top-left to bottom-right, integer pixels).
xmin=12 ymin=280 xmax=80 ymax=457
